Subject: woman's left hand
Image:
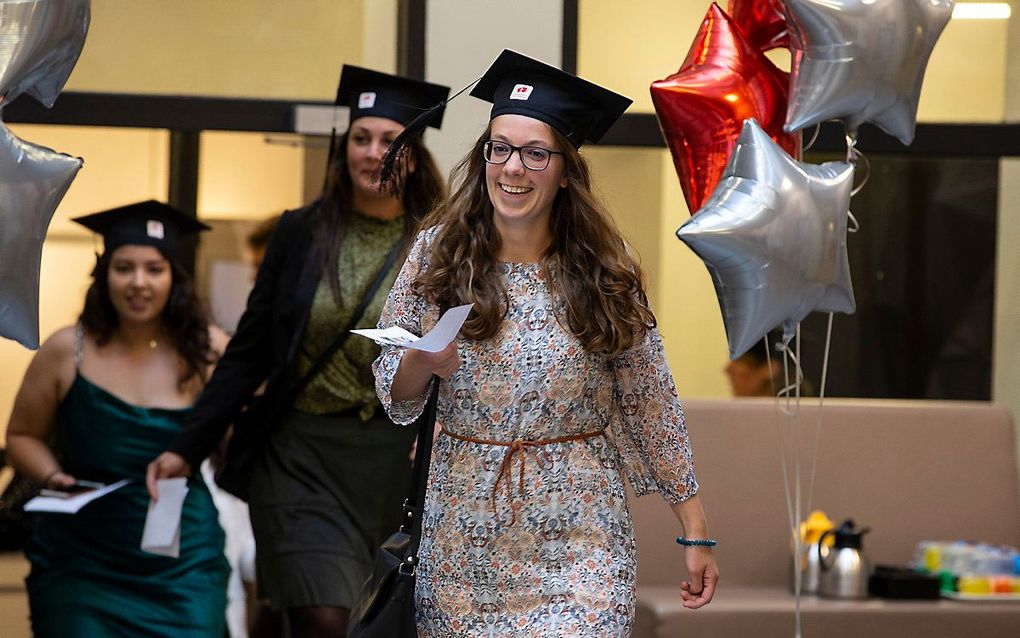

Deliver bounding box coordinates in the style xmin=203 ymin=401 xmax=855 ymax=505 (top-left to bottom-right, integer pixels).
xmin=680 ymin=545 xmax=719 ymax=609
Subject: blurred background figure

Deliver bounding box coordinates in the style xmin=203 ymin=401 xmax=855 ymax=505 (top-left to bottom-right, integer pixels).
xmin=725 ymin=338 xmax=782 ymax=397
xmin=725 ymin=332 xmax=816 ymax=398
xmin=5 ymin=201 xmax=230 ymax=637
xmin=245 ymin=215 xmax=280 ymax=275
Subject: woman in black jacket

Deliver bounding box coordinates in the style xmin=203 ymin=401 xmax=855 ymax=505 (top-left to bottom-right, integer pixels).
xmin=146 ymin=67 xmax=449 ymax=637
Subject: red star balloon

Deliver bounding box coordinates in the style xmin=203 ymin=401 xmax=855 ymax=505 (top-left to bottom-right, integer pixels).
xmin=728 ymin=0 xmax=789 ymax=52
xmin=651 ymin=2 xmax=799 ymax=215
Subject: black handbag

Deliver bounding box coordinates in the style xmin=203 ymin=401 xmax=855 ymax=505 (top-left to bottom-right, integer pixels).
xmin=215 ymin=239 xmax=403 ymax=500
xmin=347 ymin=379 xmax=440 ymax=638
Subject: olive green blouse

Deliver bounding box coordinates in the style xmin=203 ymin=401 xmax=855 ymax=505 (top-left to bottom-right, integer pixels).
xmin=293 ymin=211 xmax=404 ymax=417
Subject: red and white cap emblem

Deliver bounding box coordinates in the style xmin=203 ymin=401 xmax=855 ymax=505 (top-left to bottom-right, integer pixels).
xmin=358 ymin=91 xmax=377 ymax=109
xmin=510 ymin=84 xmax=533 ymax=100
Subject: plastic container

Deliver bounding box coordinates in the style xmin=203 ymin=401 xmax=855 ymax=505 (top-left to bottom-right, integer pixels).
xmin=957 ymin=575 xmax=992 ymax=594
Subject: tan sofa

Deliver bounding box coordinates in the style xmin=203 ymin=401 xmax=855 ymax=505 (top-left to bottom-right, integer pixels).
xmin=632 ymin=399 xmax=1020 ymax=638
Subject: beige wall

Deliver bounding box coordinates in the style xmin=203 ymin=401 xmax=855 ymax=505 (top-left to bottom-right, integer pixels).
xmin=425 ymin=0 xmax=564 ymax=176
xmin=198 ymin=131 xmax=307 ymax=220
xmin=923 ymin=15 xmax=1009 ymax=122
xmin=69 ymin=0 xmax=365 ymax=100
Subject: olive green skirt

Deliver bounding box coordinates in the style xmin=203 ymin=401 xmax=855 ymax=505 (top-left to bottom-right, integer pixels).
xmin=248 ymin=409 xmax=417 ymax=610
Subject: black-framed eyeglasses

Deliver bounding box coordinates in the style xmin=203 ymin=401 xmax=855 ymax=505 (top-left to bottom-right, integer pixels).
xmin=482 ymin=140 xmax=564 ymax=171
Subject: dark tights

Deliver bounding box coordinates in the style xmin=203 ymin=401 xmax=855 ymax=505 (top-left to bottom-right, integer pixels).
xmin=286 ymin=606 xmax=350 ymax=638
xmin=250 ymin=603 xmax=283 ymax=638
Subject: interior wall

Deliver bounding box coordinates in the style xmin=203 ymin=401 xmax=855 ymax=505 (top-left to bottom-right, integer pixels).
xmin=923 ymin=12 xmax=1009 ymax=122
xmin=197 ymin=131 xmax=307 ymax=220
xmin=425 ymin=0 xmax=564 ymax=177
xmin=68 ymin=0 xmax=365 ymax=100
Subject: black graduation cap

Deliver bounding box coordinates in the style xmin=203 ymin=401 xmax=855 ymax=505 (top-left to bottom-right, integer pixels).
xmin=335 ymin=65 xmax=451 ymax=129
xmin=470 ymin=49 xmax=632 ymax=147
xmin=72 ymin=200 xmax=210 ymax=258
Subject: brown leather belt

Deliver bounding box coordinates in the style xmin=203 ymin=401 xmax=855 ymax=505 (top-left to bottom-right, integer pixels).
xmin=441 ymin=428 xmax=605 ymax=525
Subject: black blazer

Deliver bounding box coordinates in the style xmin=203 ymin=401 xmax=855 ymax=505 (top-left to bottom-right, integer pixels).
xmin=170 ymin=203 xmax=322 ymax=469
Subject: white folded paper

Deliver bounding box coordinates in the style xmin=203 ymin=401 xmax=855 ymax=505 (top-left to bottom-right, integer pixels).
xmin=352 ymin=303 xmax=473 ymax=353
xmin=141 ymin=478 xmax=189 ymax=558
xmin=23 ymin=479 xmax=131 ymax=514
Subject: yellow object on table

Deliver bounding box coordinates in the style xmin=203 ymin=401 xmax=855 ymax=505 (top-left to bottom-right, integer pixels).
xmin=800 ymin=510 xmax=835 ymax=546
xmin=957 ymin=575 xmax=992 ymax=594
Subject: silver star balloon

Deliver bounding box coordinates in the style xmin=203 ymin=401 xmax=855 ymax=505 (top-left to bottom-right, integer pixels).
xmin=0 ymin=122 xmax=82 ymax=349
xmin=782 ymin=0 xmax=954 ymax=144
xmin=677 ymin=118 xmax=855 ymax=359
xmin=0 ymin=0 xmax=91 ymax=108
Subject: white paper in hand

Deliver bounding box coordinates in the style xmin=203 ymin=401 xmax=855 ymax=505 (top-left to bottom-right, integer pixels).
xmin=141 ymin=478 xmax=189 ymax=558
xmin=351 ymin=303 xmax=472 ymax=353
xmin=23 ymin=479 xmax=131 ymax=514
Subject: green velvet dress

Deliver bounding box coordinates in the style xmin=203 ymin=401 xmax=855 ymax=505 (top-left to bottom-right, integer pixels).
xmin=25 ymin=375 xmax=229 ymax=638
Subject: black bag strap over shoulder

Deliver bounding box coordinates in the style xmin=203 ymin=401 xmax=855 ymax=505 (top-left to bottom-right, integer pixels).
xmin=400 ymin=379 xmax=441 ymax=573
xmin=289 ymin=238 xmax=404 ymax=401
xmin=346 ymin=378 xmax=443 ymax=635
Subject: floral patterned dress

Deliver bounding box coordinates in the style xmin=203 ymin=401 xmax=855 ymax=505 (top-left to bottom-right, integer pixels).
xmin=373 ymin=229 xmax=699 ymax=637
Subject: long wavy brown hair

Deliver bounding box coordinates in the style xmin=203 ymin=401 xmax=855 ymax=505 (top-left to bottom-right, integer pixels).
xmin=79 ymin=250 xmax=215 ymax=390
xmin=415 ymin=124 xmax=655 ymax=356
xmin=316 ymin=130 xmax=445 ymax=303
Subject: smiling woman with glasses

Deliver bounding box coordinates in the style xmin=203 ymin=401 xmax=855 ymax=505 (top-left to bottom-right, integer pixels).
xmin=374 ymin=49 xmax=718 ymax=637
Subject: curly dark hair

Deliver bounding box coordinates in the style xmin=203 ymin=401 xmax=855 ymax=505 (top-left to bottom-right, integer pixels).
xmin=79 ymin=250 xmax=215 ymax=390
xmin=315 ymin=130 xmax=446 ymax=304
xmin=414 ymin=124 xmax=655 ymax=356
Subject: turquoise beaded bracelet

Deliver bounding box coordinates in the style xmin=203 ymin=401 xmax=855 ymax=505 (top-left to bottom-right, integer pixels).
xmin=676 ymin=536 xmax=717 ymax=547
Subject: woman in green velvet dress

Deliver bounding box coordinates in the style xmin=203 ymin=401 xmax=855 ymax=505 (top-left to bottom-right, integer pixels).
xmin=4 ymin=201 xmax=230 ymax=637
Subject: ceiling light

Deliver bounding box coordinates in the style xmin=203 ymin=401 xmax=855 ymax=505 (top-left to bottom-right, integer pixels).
xmin=952 ymin=3 xmax=1011 ymax=20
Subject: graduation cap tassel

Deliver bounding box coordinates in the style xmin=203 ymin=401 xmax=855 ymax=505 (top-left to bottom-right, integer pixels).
xmin=378 ymin=78 xmax=481 ymax=196
xmin=378 ymin=101 xmax=444 ymax=197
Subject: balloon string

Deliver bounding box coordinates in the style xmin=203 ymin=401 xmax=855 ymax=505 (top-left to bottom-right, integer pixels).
xmin=772 ymin=332 xmax=805 ymax=551
xmin=774 ymin=340 xmax=805 ymax=404
xmin=802 ymin=123 xmax=821 ymax=152
xmin=847 ymin=210 xmax=860 ymax=234
xmin=793 ymin=326 xmax=803 ymax=638
xmin=850 ymin=148 xmax=871 ymax=197
xmin=771 ymin=329 xmax=807 ymax=638
xmin=768 ymin=336 xmax=799 ymax=537
xmin=805 ymin=312 xmax=833 ymax=517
